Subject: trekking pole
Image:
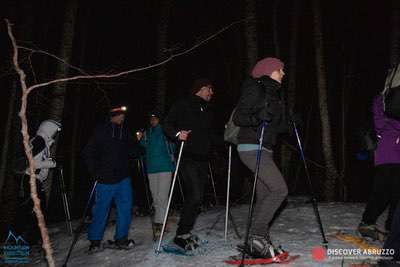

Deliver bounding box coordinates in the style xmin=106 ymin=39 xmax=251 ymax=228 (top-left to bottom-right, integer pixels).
xmin=168 ymin=142 xmax=185 ymax=202
xmin=239 ymin=121 xmax=267 ymax=267
xmin=63 ymin=180 xmax=98 ymax=267
xmin=206 ymin=144 xmax=241 ymax=239
xmin=138 ymin=157 xmax=156 ymax=241
xmin=208 ymin=162 xmax=219 ymax=206
xmin=59 ymin=166 xmax=73 ymax=236
xmin=156 ymin=141 xmax=185 ymax=253
xmin=292 ymin=121 xmax=328 ymax=247
xmin=224 ymin=145 xmax=232 ymax=241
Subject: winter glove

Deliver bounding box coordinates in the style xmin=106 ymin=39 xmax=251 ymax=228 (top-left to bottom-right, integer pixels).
xmin=256 ymin=104 xmax=274 ymax=122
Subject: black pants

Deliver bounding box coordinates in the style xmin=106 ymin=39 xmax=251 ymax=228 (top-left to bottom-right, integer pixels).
xmin=362 ymin=164 xmax=400 ymax=230
xmin=176 ymin=158 xmax=208 ymax=235
xmin=383 ymin=201 xmax=400 ymax=263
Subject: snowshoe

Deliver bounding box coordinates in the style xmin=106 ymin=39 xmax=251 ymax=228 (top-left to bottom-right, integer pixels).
xmin=173 ymin=233 xmax=200 ymax=251
xmin=358 ymin=222 xmax=387 ymax=241
xmin=161 ymin=233 xmax=207 ymax=256
xmin=335 ymin=231 xmax=382 ymax=251
xmin=87 ymin=240 xmax=104 ymax=254
xmin=225 ymin=251 xmax=301 ymax=265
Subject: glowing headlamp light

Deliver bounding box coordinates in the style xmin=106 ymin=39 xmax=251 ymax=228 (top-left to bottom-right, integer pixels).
xmin=110 ymin=106 xmax=127 ymax=113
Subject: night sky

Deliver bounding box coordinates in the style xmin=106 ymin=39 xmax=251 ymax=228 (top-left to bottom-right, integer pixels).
xmin=0 ymin=0 xmax=397 ymax=221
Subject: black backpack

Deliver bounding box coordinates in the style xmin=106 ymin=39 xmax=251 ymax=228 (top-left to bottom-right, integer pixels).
xmin=384 ymin=63 xmax=400 ymax=119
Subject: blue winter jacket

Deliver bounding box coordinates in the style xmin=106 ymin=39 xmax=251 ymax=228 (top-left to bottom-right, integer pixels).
xmin=140 ymin=125 xmax=175 ymax=174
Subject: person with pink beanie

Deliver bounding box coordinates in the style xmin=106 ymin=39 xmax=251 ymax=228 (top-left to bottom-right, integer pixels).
xmin=233 ymin=57 xmax=290 ymax=260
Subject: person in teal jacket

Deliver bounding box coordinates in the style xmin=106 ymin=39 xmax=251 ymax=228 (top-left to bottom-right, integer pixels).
xmin=137 ymin=112 xmax=175 ymax=235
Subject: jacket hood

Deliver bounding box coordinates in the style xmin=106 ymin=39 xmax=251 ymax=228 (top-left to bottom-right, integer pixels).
xmin=36 ymin=120 xmax=61 ymax=143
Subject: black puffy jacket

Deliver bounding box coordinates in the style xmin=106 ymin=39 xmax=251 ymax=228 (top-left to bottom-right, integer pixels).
xmin=163 ymin=95 xmax=213 ymax=161
xmin=233 ymin=76 xmax=288 ymax=149
xmin=82 ymin=121 xmax=143 ymax=184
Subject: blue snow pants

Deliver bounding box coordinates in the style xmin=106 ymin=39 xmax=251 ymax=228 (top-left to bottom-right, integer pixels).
xmin=88 ymin=177 xmax=133 ymax=241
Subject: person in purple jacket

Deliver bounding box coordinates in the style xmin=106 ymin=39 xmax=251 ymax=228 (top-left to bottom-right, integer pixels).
xmin=358 ymin=94 xmax=400 ymax=239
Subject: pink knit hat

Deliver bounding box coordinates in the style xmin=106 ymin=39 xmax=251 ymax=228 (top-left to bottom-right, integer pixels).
xmin=251 ymin=57 xmax=284 ymax=78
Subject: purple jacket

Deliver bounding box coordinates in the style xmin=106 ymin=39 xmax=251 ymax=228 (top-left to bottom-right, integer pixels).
xmin=373 ymin=95 xmax=400 ymax=165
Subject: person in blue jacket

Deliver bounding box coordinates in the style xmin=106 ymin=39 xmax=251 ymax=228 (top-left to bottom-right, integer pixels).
xmin=82 ymin=105 xmax=143 ymax=253
xmin=137 ymin=112 xmax=175 ymax=236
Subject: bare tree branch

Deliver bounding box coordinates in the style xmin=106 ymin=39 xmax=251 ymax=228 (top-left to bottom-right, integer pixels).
xmin=5 ymin=19 xmax=55 ymax=267
xmin=22 ymin=18 xmax=247 ymax=94
xmin=19 ymin=45 xmax=88 ymax=75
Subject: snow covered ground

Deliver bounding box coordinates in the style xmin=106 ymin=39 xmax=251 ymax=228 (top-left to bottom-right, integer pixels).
xmin=34 ymin=198 xmax=388 ymax=267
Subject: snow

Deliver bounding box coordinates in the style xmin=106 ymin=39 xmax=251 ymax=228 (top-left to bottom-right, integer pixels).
xmin=33 ymin=198 xmax=388 ymax=267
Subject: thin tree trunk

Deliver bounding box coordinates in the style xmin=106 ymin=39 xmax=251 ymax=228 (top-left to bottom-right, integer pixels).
xmin=68 ymin=93 xmax=80 ymax=203
xmin=68 ymin=6 xmax=90 ymax=203
xmin=244 ymin=0 xmax=258 ymax=74
xmin=45 ymin=0 xmax=78 ymax=201
xmin=155 ymin=0 xmax=172 ymax=114
xmin=281 ymin=0 xmax=299 ymax=180
xmin=272 ymin=0 xmax=281 ymax=58
xmin=0 ymin=83 xmax=17 ymax=201
xmin=47 ymin=0 xmax=78 ymax=120
xmin=340 ymin=63 xmax=349 ymax=201
xmin=312 ymin=0 xmax=339 ymax=201
xmin=390 ymin=0 xmax=400 ymax=66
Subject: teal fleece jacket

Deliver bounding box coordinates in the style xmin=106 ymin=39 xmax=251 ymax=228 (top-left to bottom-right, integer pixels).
xmin=140 ymin=125 xmax=175 ymax=174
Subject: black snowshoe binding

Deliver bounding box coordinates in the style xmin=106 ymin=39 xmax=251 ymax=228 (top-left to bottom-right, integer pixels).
xmin=238 ymin=235 xmax=286 ymax=259
xmin=173 ymin=233 xmax=201 ymax=251
xmin=87 ymin=240 xmax=104 ymax=254
xmin=358 ymin=222 xmax=387 ymax=241
xmin=105 ymin=237 xmax=136 ymax=250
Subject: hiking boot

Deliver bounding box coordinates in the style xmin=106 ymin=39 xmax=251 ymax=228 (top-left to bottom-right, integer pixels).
xmin=173 ymin=233 xmax=200 ymax=251
xmin=358 ymin=222 xmax=381 ymax=240
xmin=87 ymin=240 xmax=104 ymax=254
xmin=114 ymin=237 xmax=136 ymax=250
xmin=239 ymin=235 xmax=285 ymax=259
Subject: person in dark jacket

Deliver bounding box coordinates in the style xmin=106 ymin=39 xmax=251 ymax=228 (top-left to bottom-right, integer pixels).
xmin=163 ymin=78 xmax=214 ymax=251
xmin=83 ymin=105 xmax=143 ymax=253
xmin=233 ymin=57 xmax=289 ymax=259
xmin=358 ymin=93 xmax=400 ymax=239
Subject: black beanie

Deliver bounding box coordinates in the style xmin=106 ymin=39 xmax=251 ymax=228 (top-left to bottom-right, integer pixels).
xmin=190 ymin=78 xmax=212 ymax=95
xmin=149 ymin=112 xmax=161 ymax=119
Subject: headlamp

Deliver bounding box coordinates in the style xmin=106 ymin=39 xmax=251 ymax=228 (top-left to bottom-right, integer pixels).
xmin=110 ymin=106 xmax=127 ymax=113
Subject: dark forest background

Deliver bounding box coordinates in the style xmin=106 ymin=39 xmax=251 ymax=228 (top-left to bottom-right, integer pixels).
xmin=0 ymin=0 xmax=399 ymax=240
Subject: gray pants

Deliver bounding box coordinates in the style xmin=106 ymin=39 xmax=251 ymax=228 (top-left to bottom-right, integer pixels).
xmin=238 ymin=149 xmax=288 ymax=236
xmin=148 ymin=172 xmax=172 ymax=224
